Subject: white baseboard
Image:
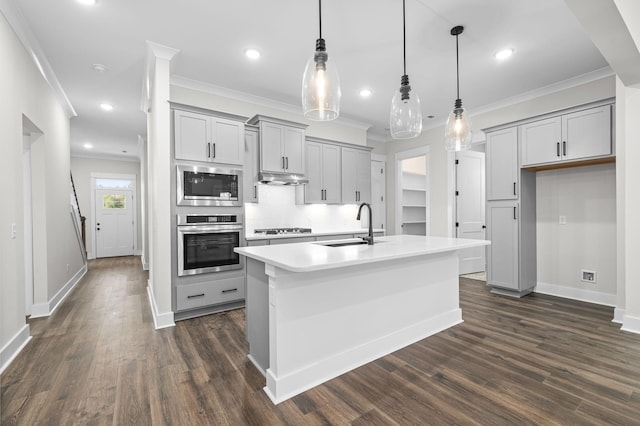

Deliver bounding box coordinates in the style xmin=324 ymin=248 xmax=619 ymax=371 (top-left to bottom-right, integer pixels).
xmin=534 ymin=281 xmax=617 ymax=307
xmin=30 ymin=264 xmax=88 ymax=318
xmin=621 ymin=314 xmax=640 ymax=334
xmin=87 ymin=251 xmax=96 ymax=260
xmin=0 ymin=324 xmax=31 ymax=374
xmin=613 ymin=307 xmax=625 ymax=324
xmin=146 ymin=279 xmax=175 ymax=330
xmin=141 ymin=254 xmax=149 ymax=271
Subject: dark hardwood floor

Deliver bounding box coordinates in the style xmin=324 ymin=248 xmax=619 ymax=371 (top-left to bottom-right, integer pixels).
xmin=2 ymin=256 xmax=640 ymax=425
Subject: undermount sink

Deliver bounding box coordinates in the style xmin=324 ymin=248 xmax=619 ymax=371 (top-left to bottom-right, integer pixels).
xmin=315 ymin=239 xmax=382 ymax=248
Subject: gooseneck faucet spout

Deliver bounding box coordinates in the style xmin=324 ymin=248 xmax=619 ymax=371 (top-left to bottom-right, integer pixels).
xmin=356 ymin=202 xmax=374 ymax=245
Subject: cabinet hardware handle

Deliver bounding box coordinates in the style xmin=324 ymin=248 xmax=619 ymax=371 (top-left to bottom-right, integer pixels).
xmin=556 ymin=142 xmax=560 ymax=157
xmin=285 ymin=157 xmax=289 ymax=170
xmin=282 ymin=156 xmax=285 ymax=169
xmin=187 ymin=293 xmax=205 ymax=299
xmin=562 ymin=141 xmax=566 ymax=156
xmin=513 ymin=207 xmax=517 ymax=220
xmin=212 ymin=143 xmax=216 ymax=158
xmin=323 ymin=189 xmax=326 ymax=200
xmin=207 ymin=143 xmax=211 ymax=158
xmin=513 ymin=182 xmax=516 ymax=196
xmin=222 ymin=288 xmax=238 ymax=293
xmin=254 ymin=186 xmax=257 ymax=199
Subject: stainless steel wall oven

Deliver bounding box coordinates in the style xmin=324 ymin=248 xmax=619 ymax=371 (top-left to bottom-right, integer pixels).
xmin=177 ymin=214 xmax=244 ymax=276
xmin=176 ymin=164 xmax=242 ymax=206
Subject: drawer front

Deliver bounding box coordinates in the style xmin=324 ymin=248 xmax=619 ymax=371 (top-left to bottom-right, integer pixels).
xmin=176 ymin=276 xmax=245 ymax=311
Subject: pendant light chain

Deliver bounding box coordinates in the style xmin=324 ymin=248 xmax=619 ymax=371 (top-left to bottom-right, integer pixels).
xmin=455 ymin=31 xmax=460 ymax=101
xmin=318 ymin=0 xmax=322 ymax=39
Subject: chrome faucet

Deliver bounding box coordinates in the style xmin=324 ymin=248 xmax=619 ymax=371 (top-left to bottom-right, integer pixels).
xmin=356 ymin=202 xmax=374 ymax=245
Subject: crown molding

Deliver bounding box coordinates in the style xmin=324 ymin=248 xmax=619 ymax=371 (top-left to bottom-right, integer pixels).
xmin=71 ymin=151 xmax=141 ymax=163
xmin=171 ymin=75 xmax=372 ymax=131
xmin=140 ymin=41 xmax=180 ymax=113
xmin=0 ymin=0 xmax=76 ymax=118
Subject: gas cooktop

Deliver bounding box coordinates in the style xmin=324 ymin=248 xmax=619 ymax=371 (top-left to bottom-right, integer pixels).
xmin=254 ymin=227 xmax=312 ymax=235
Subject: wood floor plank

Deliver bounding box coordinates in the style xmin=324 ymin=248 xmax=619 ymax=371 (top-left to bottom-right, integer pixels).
xmin=3 ymin=258 xmax=640 ymax=424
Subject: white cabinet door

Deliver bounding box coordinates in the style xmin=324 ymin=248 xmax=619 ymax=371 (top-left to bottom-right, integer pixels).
xmin=174 ymin=110 xmax=210 ymax=162
xmin=486 ymin=201 xmax=519 ymax=290
xmin=211 ymin=117 xmax=244 ymax=165
xmin=562 ymin=105 xmax=611 ymax=161
xmin=244 ymin=129 xmax=259 ymax=203
xmin=283 ymin=127 xmax=305 ymax=174
xmin=260 ymin=121 xmax=285 ymax=173
xmin=355 ymin=149 xmax=371 ymax=204
xmin=520 ymin=116 xmax=562 ymax=166
xmin=486 ymin=127 xmax=519 ymax=200
xmin=322 ymin=143 xmax=341 ymax=203
xmin=341 ymin=148 xmax=358 ymax=203
xmin=305 ymin=141 xmax=324 ymax=203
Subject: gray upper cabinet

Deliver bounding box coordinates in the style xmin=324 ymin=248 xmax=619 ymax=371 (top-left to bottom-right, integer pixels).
xmin=304 ymin=141 xmax=341 ymax=204
xmin=521 ymin=105 xmax=612 ymax=167
xmin=486 ymin=127 xmax=519 ymax=201
xmin=244 ymin=127 xmax=259 ymax=203
xmin=248 ymin=116 xmax=306 ymax=175
xmin=341 ymin=147 xmax=371 ymax=204
xmin=174 ymin=109 xmax=244 ymax=166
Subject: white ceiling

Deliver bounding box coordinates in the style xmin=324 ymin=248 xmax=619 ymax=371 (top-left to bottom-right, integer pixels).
xmin=12 ymin=0 xmax=609 ymax=160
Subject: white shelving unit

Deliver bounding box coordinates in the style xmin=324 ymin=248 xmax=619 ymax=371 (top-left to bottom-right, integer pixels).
xmin=401 ymin=172 xmax=427 ymax=235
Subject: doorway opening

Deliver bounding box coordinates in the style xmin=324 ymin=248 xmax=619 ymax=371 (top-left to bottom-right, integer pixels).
xmin=395 ymin=147 xmax=430 ymax=236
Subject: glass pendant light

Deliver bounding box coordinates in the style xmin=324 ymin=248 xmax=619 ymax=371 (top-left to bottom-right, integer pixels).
xmin=444 ymin=25 xmax=472 ymax=151
xmin=390 ymin=0 xmax=422 ymax=139
xmin=302 ymin=0 xmax=341 ymax=121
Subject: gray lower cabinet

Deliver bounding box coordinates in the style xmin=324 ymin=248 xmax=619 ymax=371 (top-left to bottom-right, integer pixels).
xmin=175 ymin=276 xmax=245 ymax=311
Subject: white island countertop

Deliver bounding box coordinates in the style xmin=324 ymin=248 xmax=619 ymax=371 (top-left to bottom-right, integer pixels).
xmin=235 ymin=235 xmax=490 ymax=272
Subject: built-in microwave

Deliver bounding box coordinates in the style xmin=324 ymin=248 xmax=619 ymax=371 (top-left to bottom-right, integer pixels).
xmin=177 ymin=164 xmax=242 ymax=206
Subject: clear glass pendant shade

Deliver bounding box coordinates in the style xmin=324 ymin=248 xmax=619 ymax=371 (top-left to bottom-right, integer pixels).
xmin=390 ymin=77 xmax=423 ymax=139
xmin=444 ymin=103 xmax=472 ymax=151
xmin=302 ymin=42 xmax=341 ymax=121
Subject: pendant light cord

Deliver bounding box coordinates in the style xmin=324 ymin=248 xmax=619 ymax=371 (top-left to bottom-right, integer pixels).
xmin=402 ymin=0 xmax=407 ymax=76
xmin=455 ymin=32 xmax=460 ymax=100
xmin=318 ymin=0 xmax=322 ymax=39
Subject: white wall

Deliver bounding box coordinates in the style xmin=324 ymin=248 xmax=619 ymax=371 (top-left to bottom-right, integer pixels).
xmin=536 ymin=164 xmax=617 ymax=302
xmin=1 ymin=10 xmax=82 ymax=370
xmin=70 ymin=156 xmax=142 ymax=259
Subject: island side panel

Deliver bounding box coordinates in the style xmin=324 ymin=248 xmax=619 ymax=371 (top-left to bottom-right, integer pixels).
xmin=246 ymin=257 xmax=270 ymax=374
xmin=264 ymin=250 xmax=461 ymax=404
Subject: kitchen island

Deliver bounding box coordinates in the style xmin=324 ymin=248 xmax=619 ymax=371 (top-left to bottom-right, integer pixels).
xmin=235 ymin=235 xmax=490 ymax=404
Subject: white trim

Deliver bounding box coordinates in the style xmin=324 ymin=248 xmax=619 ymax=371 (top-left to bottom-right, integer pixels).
xmin=30 ymin=264 xmax=87 ymax=318
xmin=90 ymin=172 xmax=138 ymax=258
xmin=613 ymin=307 xmax=625 ymax=324
xmin=534 ymin=281 xmax=617 ymax=307
xmin=371 ymin=153 xmax=387 ymax=163
xmin=141 ymin=254 xmax=149 ymax=271
xmin=71 ymin=152 xmax=141 ymax=163
xmin=146 ymin=280 xmax=175 ymax=329
xmin=171 ymin=75 xmax=372 ymax=132
xmin=621 ymin=315 xmax=640 ymax=335
xmin=0 ymin=325 xmax=31 ymax=375
xmin=0 ymin=0 xmax=76 ymax=117
xmin=395 ymin=146 xmax=431 ymax=236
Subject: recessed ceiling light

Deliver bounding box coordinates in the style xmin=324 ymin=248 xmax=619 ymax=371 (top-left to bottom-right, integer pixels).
xmin=83 ymin=143 xmax=93 ymax=149
xmin=495 ymin=48 xmax=514 ymax=60
xmin=359 ymin=88 xmax=372 ymax=98
xmin=92 ymin=63 xmax=108 ymax=73
xmin=245 ymin=48 xmax=261 ymax=60
xmin=100 ymin=103 xmax=113 ymax=111
xmin=77 ymin=0 xmax=97 ymax=5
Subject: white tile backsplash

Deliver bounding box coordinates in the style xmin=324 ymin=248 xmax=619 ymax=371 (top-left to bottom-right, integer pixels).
xmin=244 ymin=185 xmax=365 ymax=233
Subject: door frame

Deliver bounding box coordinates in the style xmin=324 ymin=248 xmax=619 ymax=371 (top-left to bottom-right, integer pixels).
xmin=395 ymin=146 xmax=430 ymax=236
xmin=90 ymin=172 xmax=138 ymax=259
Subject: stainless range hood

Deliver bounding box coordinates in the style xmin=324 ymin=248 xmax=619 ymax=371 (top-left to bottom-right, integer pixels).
xmin=258 ymin=172 xmax=308 ymax=185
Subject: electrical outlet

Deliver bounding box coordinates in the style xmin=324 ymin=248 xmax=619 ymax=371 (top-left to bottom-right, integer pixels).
xmin=559 ymin=216 xmax=567 ymax=225
xmin=581 ymin=269 xmax=597 ymax=283
xmin=66 ymin=264 xmax=70 ymax=273
xmin=10 ymin=223 xmax=16 ymax=239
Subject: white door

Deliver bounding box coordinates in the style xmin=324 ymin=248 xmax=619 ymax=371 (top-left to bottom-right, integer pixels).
xmin=456 ymin=150 xmax=486 ymax=274
xmin=95 ymin=189 xmax=134 ymax=258
xmin=370 ymin=159 xmax=386 ymax=231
